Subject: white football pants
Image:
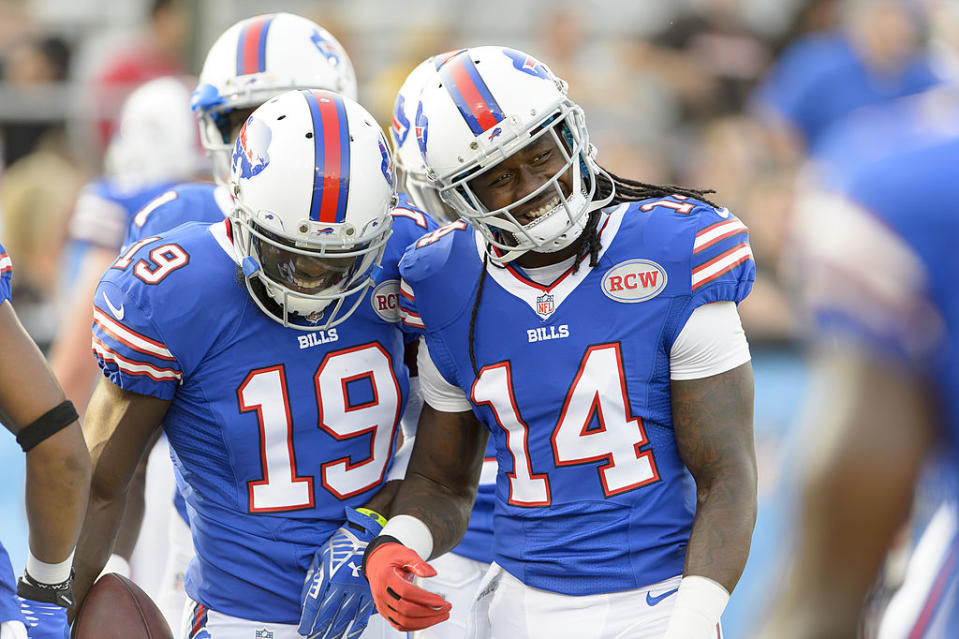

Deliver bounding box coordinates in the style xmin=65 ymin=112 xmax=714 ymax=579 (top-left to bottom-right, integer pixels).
xmin=466 ymin=564 xmax=722 ymax=639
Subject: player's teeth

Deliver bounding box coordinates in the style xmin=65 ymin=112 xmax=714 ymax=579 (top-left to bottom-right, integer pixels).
xmin=526 ymin=197 xmax=560 ymax=221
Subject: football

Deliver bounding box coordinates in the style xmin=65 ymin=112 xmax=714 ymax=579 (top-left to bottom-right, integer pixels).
xmin=74 ymin=573 xmax=174 ymax=639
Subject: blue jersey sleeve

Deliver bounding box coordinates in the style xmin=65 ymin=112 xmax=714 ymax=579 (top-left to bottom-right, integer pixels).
xmin=0 ymin=243 xmax=11 ymax=305
xmin=688 ymin=207 xmax=755 ymax=307
xmin=92 ymin=279 xmax=183 ymax=400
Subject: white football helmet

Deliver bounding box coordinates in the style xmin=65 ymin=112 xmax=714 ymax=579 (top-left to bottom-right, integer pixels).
xmin=416 ymin=46 xmax=611 ymax=264
xmin=390 ymin=52 xmax=462 ymax=221
xmin=230 ymin=89 xmax=395 ymax=331
xmin=193 ymin=13 xmax=357 ymax=186
xmin=104 ymin=76 xmax=203 ymax=193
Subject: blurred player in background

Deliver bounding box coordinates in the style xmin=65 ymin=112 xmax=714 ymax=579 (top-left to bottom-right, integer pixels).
xmin=71 ymin=88 xmax=436 ymax=639
xmin=382 ymin=52 xmax=496 ymax=639
xmin=0 ymin=243 xmax=91 ymax=639
xmin=49 ymin=75 xmax=202 ymax=417
xmin=363 ymin=46 xmax=756 ymax=638
xmin=756 ymin=117 xmax=959 ymax=637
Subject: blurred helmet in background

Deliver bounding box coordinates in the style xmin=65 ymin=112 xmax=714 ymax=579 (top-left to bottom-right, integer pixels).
xmin=193 ymin=13 xmax=357 ymax=186
xmin=390 ymin=51 xmax=462 ymax=221
xmin=104 ymin=76 xmax=203 ymax=193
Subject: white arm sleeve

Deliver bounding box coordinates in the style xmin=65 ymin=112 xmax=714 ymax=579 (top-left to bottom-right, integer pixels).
xmin=417 ymin=342 xmax=472 ymax=412
xmin=669 ymin=302 xmax=751 ymax=380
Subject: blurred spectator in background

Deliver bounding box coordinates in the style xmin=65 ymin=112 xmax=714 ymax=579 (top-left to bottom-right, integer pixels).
xmin=88 ymin=0 xmax=188 ymax=152
xmin=0 ymin=30 xmax=82 ymax=350
xmin=48 ymin=75 xmax=202 ymax=416
xmin=0 ymin=33 xmax=71 ymax=169
xmin=753 ymin=0 xmax=943 ymax=164
xmin=634 ymin=0 xmax=773 ymax=129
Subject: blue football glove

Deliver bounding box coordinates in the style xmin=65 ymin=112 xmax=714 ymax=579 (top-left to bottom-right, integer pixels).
xmin=16 ymin=571 xmax=72 ymax=639
xmin=298 ymin=507 xmax=385 ymax=639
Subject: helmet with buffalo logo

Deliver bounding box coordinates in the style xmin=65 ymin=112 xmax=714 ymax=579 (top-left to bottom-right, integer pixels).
xmin=229 ymin=89 xmax=394 ymax=330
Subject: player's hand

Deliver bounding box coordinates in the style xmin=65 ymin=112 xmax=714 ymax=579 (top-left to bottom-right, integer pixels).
xmin=362 ymin=541 xmax=451 ymax=632
xmin=298 ymin=507 xmax=385 ymax=639
xmin=17 ymin=571 xmax=73 ymax=639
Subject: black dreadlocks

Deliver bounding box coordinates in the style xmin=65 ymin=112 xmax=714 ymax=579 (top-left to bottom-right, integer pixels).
xmin=467 ymin=166 xmax=718 ymax=376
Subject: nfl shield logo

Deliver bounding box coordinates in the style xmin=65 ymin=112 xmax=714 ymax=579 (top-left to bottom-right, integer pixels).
xmin=254 ymin=630 xmax=274 ymax=639
xmin=536 ymin=293 xmax=555 ymax=318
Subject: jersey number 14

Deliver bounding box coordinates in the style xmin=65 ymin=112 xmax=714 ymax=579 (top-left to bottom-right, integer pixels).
xmin=472 ymin=343 xmax=659 ymax=506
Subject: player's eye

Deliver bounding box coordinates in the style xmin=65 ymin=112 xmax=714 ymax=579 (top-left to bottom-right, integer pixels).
xmin=488 ymin=171 xmax=513 ymax=188
xmin=531 ymin=149 xmax=552 ymax=164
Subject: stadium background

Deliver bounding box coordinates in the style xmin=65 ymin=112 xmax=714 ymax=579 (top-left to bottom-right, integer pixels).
xmin=1 ymin=0 xmax=951 ymax=634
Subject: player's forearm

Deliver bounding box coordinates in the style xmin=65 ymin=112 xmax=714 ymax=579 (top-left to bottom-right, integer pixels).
xmin=24 ymin=424 xmax=91 ymax=562
xmin=682 ymin=463 xmax=756 ymax=593
xmin=72 ymin=484 xmax=129 ymax=612
xmin=390 ymin=470 xmax=476 ymax=558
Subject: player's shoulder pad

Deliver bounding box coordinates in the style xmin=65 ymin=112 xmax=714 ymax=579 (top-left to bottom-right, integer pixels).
xmin=398 ymin=220 xmax=473 ymax=285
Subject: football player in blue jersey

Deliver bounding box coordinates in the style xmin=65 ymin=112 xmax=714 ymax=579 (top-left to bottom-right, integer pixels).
xmin=362 ymin=46 xmax=757 ymax=638
xmin=94 ymin=14 xmax=368 ymax=632
xmin=69 ymin=89 xmax=436 ymax=639
xmin=756 ymin=132 xmax=959 ymax=635
xmin=0 ymin=244 xmax=92 ymax=639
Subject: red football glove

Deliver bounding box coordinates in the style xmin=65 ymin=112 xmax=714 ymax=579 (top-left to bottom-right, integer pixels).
xmin=364 ymin=542 xmax=452 ymax=631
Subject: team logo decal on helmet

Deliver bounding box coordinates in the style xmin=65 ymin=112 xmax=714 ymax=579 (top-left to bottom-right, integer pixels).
xmin=502 ymin=48 xmax=550 ymax=79
xmin=415 ymin=101 xmax=429 ymax=155
xmin=392 ymin=94 xmax=411 ymax=147
xmin=310 ymin=29 xmax=342 ymax=67
xmin=232 ymin=116 xmax=272 ymax=179
xmin=377 ymin=134 xmax=394 ymax=188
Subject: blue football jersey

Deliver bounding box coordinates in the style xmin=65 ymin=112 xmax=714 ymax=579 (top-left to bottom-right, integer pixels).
xmin=91 ymin=207 xmax=437 ymax=623
xmin=399 ymin=198 xmax=755 ymax=596
xmin=70 ymin=178 xmax=179 ymax=251
xmin=0 ymin=242 xmax=10 ymax=305
xmin=809 ymin=135 xmax=959 ymax=456
xmin=123 ymin=183 xmax=230 ymax=250
xmin=0 ymin=542 xmax=22 ymax=625
xmin=0 ymin=246 xmax=24 ymax=625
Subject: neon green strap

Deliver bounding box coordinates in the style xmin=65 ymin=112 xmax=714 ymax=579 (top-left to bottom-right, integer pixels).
xmin=356 ymin=508 xmax=387 ymax=528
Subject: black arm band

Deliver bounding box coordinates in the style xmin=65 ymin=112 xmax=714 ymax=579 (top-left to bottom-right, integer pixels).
xmin=16 ymin=400 xmax=78 ymax=452
xmin=361 ymin=534 xmax=402 ymax=579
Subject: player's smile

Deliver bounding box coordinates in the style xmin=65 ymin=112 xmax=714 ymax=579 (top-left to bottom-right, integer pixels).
xmin=470 ymin=133 xmax=572 ymax=221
